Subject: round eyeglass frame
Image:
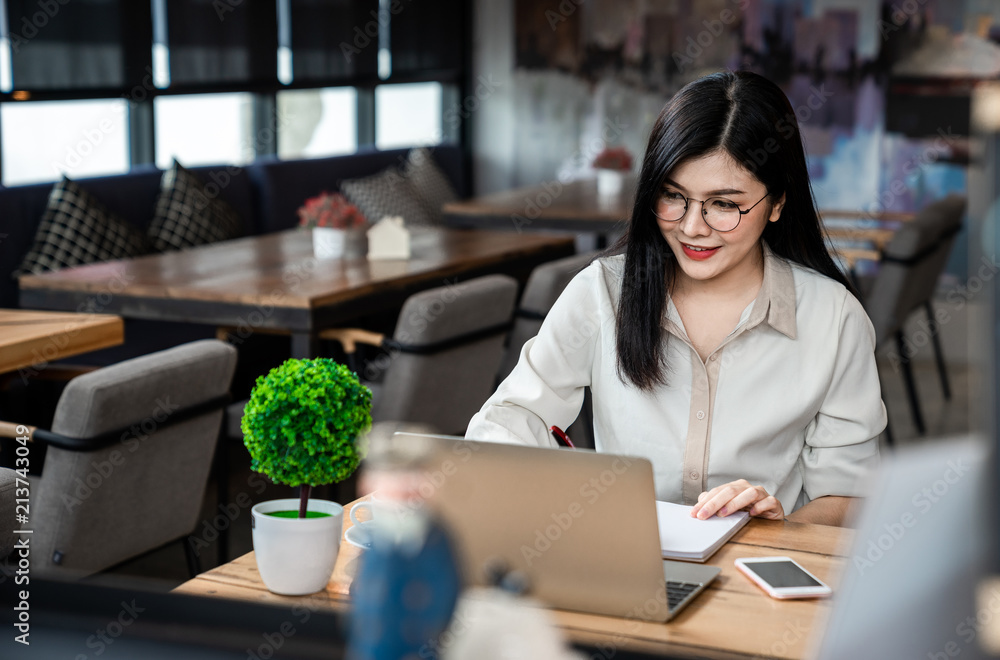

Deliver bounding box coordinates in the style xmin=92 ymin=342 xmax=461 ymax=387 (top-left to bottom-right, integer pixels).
xmin=652 ymin=191 xmax=770 ymax=232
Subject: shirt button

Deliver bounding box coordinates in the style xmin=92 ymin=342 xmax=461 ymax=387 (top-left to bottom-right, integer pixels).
xmin=709 ymin=354 xmax=717 ymax=361
xmin=696 ymin=410 xmax=706 ymax=420
xmin=689 ymin=471 xmax=700 ymax=480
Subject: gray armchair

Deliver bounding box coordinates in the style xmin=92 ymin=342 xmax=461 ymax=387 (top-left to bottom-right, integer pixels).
xmin=495 ymin=251 xmax=598 ymax=449
xmin=496 ymin=251 xmax=598 ymax=381
xmin=0 ymin=339 xmax=237 ymax=579
xmin=0 ymin=467 xmax=13 ymax=559
xmin=322 ymin=274 xmax=520 ymax=435
xmin=862 ymin=195 xmax=965 ymax=437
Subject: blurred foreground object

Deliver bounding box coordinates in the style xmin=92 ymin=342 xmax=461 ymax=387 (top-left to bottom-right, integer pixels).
xmin=347 ymin=433 xmax=462 ymax=660
xmin=442 ymin=585 xmax=583 ymax=660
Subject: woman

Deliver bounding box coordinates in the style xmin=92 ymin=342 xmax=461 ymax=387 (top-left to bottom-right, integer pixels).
xmin=466 ymin=71 xmax=886 ymax=527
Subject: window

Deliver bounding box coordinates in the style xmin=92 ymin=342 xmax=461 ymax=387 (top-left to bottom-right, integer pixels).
xmin=7 ymin=0 xmax=125 ymax=91
xmin=154 ymin=93 xmax=254 ymax=169
xmin=158 ymin=0 xmax=277 ymax=86
xmin=0 ymin=1 xmax=466 ymax=185
xmin=375 ymin=82 xmax=442 ymax=150
xmin=1 ymin=99 xmax=129 ymax=186
xmin=277 ymin=87 xmax=357 ymax=160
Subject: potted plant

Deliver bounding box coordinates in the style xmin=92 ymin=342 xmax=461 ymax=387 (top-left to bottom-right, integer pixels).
xmin=241 ymin=357 xmax=372 ymax=595
xmin=297 ymin=191 xmax=369 ymax=259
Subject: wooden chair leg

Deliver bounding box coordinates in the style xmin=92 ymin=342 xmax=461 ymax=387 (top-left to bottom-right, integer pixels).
xmin=214 ymin=432 xmax=230 ymax=566
xmin=878 ymin=383 xmax=894 ymax=448
xmin=184 ymin=535 xmax=202 ymax=579
xmin=896 ymin=331 xmax=925 ymax=435
xmin=925 ymin=302 xmax=951 ymax=401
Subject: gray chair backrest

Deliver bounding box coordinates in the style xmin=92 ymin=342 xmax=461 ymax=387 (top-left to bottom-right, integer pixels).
xmin=29 ymin=339 xmax=237 ymax=577
xmin=374 ymin=275 xmax=519 ymax=435
xmin=0 ymin=467 xmax=13 ymax=559
xmin=497 ymin=252 xmax=597 ymax=382
xmin=865 ymin=195 xmax=965 ymax=348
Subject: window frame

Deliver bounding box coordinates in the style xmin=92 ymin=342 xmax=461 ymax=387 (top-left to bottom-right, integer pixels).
xmin=0 ymin=0 xmax=471 ymax=186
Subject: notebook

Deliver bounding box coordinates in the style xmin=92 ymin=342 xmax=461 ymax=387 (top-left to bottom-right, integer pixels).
xmin=656 ymin=501 xmax=751 ymax=562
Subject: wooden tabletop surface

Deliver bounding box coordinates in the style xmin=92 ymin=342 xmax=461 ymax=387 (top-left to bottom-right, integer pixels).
xmin=0 ymin=308 xmax=123 ymax=375
xmin=17 ymin=228 xmax=576 ymax=310
xmin=175 ymin=497 xmax=851 ymax=659
xmin=818 ymin=209 xmax=916 ymax=223
xmin=443 ymin=177 xmax=635 ymax=232
xmin=443 ymin=178 xmax=911 ymax=250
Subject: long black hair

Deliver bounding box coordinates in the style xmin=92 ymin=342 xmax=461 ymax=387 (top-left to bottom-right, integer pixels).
xmin=615 ymin=70 xmax=853 ymax=391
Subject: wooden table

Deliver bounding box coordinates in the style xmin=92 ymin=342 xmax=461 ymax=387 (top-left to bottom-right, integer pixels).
xmin=175 ymin=497 xmax=850 ymax=659
xmin=443 ymin=177 xmax=634 ymax=238
xmin=818 ymin=209 xmax=915 ymax=223
xmin=0 ymin=308 xmax=123 ymax=375
xmin=17 ymin=228 xmax=575 ymax=357
xmin=443 ymin=179 xmax=905 ymax=255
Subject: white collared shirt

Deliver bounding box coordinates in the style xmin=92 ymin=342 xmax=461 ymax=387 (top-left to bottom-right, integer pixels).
xmin=466 ymin=246 xmax=886 ymax=513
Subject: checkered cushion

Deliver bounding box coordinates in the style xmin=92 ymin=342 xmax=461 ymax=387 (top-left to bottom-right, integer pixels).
xmin=148 ymin=161 xmax=242 ymax=252
xmin=14 ymin=178 xmax=148 ymax=277
xmin=340 ymin=167 xmax=434 ymax=227
xmin=403 ymin=148 xmax=458 ymax=223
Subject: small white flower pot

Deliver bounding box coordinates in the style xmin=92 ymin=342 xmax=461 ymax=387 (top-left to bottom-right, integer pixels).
xmin=596 ymin=169 xmax=626 ymax=198
xmin=312 ymin=227 xmax=368 ymax=259
xmin=251 ymin=498 xmax=344 ymax=595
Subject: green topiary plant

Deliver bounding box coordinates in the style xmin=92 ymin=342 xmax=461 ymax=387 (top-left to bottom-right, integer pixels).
xmin=241 ymin=358 xmax=372 ymax=518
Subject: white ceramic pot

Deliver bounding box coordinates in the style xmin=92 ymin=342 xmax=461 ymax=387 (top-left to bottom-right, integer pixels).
xmin=596 ymin=169 xmax=625 ymax=198
xmin=312 ymin=227 xmax=368 ymax=259
xmin=251 ymin=498 xmax=344 ymax=595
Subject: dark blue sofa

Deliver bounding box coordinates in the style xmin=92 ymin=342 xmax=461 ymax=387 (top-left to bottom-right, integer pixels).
xmin=0 ymin=145 xmax=465 ymax=365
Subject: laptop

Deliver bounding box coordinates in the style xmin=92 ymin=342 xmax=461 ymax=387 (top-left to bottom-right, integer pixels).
xmin=390 ymin=433 xmax=720 ymax=622
xmin=813 ymin=435 xmax=990 ymax=659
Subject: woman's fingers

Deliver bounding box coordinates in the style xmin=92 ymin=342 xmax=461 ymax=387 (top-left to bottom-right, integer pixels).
xmin=691 ymin=480 xmax=750 ymax=517
xmin=749 ymin=496 xmax=785 ymax=520
xmin=691 ymin=485 xmax=725 ymax=518
xmin=717 ymin=486 xmax=762 ymax=516
xmin=694 ymin=484 xmax=746 ymax=519
xmin=690 ymin=480 xmax=784 ymax=520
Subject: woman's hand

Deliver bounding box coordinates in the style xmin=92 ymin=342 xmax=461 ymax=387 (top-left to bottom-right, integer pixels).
xmin=690 ymin=479 xmax=785 ymax=520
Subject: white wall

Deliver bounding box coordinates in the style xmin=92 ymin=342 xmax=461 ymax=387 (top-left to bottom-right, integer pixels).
xmin=471 ymin=0 xmax=668 ymax=196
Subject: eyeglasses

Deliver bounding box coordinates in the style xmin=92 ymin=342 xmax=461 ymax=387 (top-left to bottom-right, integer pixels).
xmin=651 ymin=190 xmax=769 ymax=232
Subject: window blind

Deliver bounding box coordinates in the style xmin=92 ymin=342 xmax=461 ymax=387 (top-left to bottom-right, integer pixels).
xmin=389 ymin=0 xmax=464 ymax=76
xmin=8 ymin=0 xmax=125 ymax=90
xmin=163 ymin=0 xmax=277 ymax=86
xmin=285 ymin=0 xmax=378 ymax=83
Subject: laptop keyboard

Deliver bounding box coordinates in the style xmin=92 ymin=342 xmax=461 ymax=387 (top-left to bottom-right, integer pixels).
xmin=666 ymin=580 xmax=702 ymax=611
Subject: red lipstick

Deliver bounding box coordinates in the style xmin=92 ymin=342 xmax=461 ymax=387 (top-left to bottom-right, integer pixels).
xmin=681 ymin=244 xmax=720 ymax=260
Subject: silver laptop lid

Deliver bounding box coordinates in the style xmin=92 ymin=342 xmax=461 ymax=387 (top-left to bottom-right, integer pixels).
xmin=389 ymin=433 xmax=671 ymax=622
xmin=814 ymin=435 xmax=989 ymax=660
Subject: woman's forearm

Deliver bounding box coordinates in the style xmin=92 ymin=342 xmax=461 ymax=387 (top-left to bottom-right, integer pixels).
xmin=785 ymin=495 xmax=855 ymax=527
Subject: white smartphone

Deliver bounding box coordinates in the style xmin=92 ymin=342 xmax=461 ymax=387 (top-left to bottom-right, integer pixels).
xmin=734 ymin=556 xmax=832 ymax=599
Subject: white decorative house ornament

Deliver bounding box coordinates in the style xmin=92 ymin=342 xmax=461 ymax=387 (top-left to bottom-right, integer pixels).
xmin=367 ymin=216 xmax=411 ymax=260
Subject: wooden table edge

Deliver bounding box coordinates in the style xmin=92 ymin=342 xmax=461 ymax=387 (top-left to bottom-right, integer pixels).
xmin=1 ymin=313 xmax=124 ymax=374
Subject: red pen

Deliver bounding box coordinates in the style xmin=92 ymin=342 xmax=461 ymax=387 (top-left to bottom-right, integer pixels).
xmin=550 ymin=425 xmax=575 ymax=448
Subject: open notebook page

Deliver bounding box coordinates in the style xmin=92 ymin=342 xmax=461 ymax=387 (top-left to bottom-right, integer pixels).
xmin=656 ymin=501 xmax=751 ymax=562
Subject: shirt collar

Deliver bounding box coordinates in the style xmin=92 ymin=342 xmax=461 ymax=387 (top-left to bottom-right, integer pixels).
xmin=663 ymin=242 xmax=798 ymax=340
xmin=753 ymin=242 xmax=797 ymax=339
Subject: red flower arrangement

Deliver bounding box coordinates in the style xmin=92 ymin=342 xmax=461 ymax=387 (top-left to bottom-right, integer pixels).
xmin=592 ymin=146 xmax=633 ymax=171
xmin=297 ymin=192 xmax=368 ymax=229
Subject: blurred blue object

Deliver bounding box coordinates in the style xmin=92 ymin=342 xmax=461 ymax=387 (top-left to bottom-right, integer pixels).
xmin=347 ymin=514 xmax=462 ymax=660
